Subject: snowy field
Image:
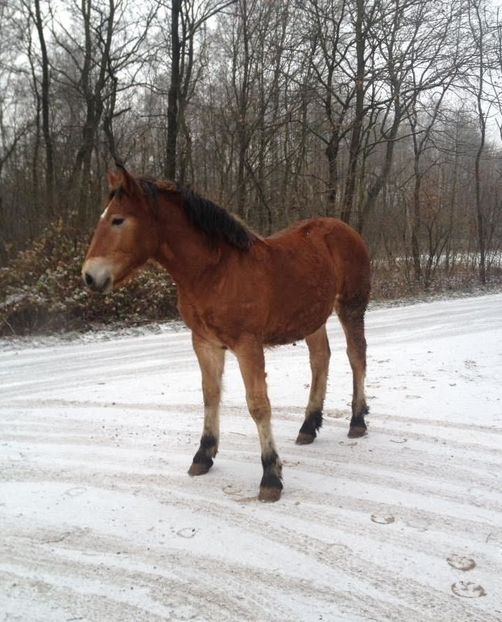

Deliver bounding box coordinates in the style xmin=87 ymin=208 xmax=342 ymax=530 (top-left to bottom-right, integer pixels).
xmin=1 ymin=293 xmax=502 ymax=622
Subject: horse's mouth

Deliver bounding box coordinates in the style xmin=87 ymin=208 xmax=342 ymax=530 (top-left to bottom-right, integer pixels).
xmin=100 ymin=276 xmax=112 ymax=293
xmin=111 ymin=272 xmax=130 ymax=289
xmin=112 ymin=265 xmax=142 ymax=290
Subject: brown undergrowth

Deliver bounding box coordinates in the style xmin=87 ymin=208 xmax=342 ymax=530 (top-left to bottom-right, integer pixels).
xmin=0 ymin=223 xmax=178 ymax=336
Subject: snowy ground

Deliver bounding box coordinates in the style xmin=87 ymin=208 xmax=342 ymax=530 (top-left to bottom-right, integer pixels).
xmin=1 ymin=294 xmax=502 ymax=622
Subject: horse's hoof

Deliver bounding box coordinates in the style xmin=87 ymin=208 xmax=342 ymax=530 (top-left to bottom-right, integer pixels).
xmin=348 ymin=426 xmax=367 ymax=438
xmin=295 ymin=432 xmax=315 ymax=445
xmin=188 ymin=461 xmax=212 ymax=476
xmin=259 ymin=486 xmax=282 ymax=502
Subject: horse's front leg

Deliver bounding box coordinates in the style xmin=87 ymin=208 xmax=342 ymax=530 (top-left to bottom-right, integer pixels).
xmin=234 ymin=337 xmax=283 ymax=502
xmin=188 ymin=334 xmax=226 ymax=476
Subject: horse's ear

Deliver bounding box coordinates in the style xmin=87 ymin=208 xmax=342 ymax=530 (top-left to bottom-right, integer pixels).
xmin=107 ymin=163 xmax=138 ymax=196
xmin=107 ymin=170 xmax=122 ymax=191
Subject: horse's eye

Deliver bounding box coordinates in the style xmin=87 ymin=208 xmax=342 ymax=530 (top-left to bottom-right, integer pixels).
xmin=111 ymin=217 xmax=125 ymax=226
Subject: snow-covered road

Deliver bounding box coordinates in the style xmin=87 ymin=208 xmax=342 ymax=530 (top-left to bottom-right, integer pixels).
xmin=1 ymin=294 xmax=502 ymax=621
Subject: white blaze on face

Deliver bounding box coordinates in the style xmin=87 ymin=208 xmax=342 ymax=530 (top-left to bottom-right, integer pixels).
xmin=82 ymin=257 xmax=114 ymax=292
xmin=100 ymin=203 xmax=111 ymax=219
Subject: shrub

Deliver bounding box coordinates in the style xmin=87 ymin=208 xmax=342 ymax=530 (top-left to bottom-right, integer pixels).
xmin=0 ymin=222 xmax=178 ymax=336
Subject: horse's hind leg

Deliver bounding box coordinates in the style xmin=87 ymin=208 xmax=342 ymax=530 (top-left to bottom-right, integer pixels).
xmin=234 ymin=337 xmax=283 ymax=502
xmin=337 ymin=303 xmax=368 ymax=438
xmin=296 ymin=324 xmax=330 ymax=445
xmin=188 ymin=334 xmax=226 ymax=476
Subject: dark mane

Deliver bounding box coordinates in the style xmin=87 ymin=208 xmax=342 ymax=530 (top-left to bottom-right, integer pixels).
xmin=137 ymin=177 xmax=255 ymax=251
xmin=180 ymin=187 xmax=256 ymax=251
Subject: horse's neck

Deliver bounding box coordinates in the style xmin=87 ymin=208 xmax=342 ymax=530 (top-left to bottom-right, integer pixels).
xmin=153 ymin=202 xmax=220 ymax=289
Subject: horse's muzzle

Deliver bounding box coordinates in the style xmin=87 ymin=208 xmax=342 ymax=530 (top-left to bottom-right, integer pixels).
xmin=82 ymin=259 xmax=113 ymax=293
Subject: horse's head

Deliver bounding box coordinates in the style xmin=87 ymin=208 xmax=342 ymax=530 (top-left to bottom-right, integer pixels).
xmin=82 ymin=165 xmax=159 ymax=292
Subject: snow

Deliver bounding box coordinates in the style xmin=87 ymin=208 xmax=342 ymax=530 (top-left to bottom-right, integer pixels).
xmin=1 ymin=293 xmax=502 ymax=621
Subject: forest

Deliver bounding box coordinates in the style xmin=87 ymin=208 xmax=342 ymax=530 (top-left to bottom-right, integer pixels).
xmin=1 ymin=0 xmax=502 ymax=334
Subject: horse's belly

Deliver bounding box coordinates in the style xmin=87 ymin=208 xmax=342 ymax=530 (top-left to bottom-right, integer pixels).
xmin=263 ymin=294 xmax=334 ymax=346
xmin=261 ymin=253 xmax=337 ymax=344
xmin=178 ymin=245 xmax=337 ymax=347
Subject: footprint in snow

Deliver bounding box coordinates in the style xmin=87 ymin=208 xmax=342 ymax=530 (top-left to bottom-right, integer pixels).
xmin=371 ymin=514 xmax=395 ymax=525
xmin=176 ymin=527 xmax=197 ymax=539
xmin=222 ymin=484 xmax=255 ymax=503
xmin=326 ymin=410 xmax=346 ymax=419
xmin=223 ymin=484 xmax=241 ymax=497
xmin=451 ymin=581 xmax=486 ymax=598
xmin=447 ymin=554 xmax=476 ymax=571
xmin=464 ymin=359 xmax=478 ymax=370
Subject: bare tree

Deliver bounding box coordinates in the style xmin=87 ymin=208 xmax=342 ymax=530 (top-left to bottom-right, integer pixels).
xmin=22 ymin=0 xmax=55 ymax=215
xmin=163 ymin=0 xmax=236 ymax=180
xmin=49 ymin=0 xmax=154 ymax=223
xmin=466 ymin=0 xmax=493 ymax=284
xmin=298 ymin=0 xmax=353 ymax=213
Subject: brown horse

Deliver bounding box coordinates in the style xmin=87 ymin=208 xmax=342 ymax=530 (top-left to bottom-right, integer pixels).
xmin=82 ymin=165 xmax=371 ymax=502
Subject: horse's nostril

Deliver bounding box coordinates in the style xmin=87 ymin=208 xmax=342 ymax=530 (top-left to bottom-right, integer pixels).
xmin=84 ymin=272 xmax=94 ymax=288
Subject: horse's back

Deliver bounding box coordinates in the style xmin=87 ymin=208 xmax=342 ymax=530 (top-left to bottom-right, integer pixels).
xmin=266 ymin=217 xmax=368 ymax=261
xmin=249 ymin=218 xmax=369 ymax=345
xmin=265 ymin=217 xmax=370 ymax=305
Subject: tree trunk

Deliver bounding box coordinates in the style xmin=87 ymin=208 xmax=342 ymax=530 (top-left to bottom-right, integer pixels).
xmin=325 ymin=133 xmax=340 ymax=214
xmin=411 ymin=170 xmax=423 ymax=281
xmin=33 ymin=0 xmax=54 ymax=216
xmin=471 ymin=0 xmax=487 ymax=285
xmin=235 ymin=0 xmax=250 ymax=218
xmin=341 ymin=0 xmax=364 ymax=225
xmin=474 ymin=136 xmax=486 ymax=284
xmin=165 ymin=0 xmax=182 ymax=180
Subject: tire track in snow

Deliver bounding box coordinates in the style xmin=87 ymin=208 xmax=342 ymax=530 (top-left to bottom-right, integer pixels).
xmin=2 ymin=451 xmax=500 ymax=621
xmin=0 ymin=420 xmax=502 ymax=620
xmin=1 ymin=534 xmax=407 ymax=622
